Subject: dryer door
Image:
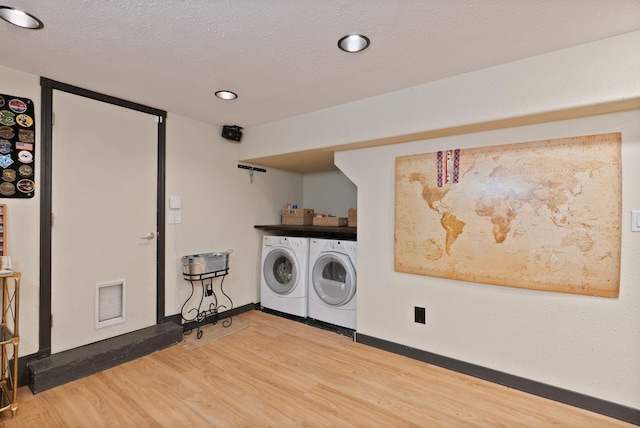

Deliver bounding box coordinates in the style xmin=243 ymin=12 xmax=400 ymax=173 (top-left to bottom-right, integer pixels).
xmin=263 ymin=247 xmax=299 ymax=295
xmin=311 ymin=253 xmax=356 ymax=306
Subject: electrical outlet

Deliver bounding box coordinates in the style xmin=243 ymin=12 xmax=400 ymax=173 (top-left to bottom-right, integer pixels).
xmin=414 ymin=306 xmax=426 ymax=324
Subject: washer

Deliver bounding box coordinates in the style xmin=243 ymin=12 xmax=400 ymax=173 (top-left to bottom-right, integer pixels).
xmin=260 ymin=235 xmax=309 ymax=317
xmin=308 ymin=238 xmax=357 ymax=329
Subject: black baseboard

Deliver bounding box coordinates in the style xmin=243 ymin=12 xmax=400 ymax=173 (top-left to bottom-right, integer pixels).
xmin=355 ymin=333 xmax=640 ymax=426
xmin=259 ymin=306 xmax=355 ymax=339
xmin=17 ymin=303 xmax=258 ymax=390
xmin=27 ymin=321 xmax=182 ymax=394
xmin=17 ymin=353 xmax=40 ymax=388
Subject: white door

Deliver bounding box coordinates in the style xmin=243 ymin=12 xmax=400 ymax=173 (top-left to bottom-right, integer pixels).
xmin=51 ymin=90 xmax=158 ymax=353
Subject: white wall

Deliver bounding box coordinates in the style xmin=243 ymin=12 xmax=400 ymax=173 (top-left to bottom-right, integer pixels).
xmin=0 ymin=65 xmax=303 ymax=358
xmin=337 ymin=109 xmax=640 ymax=409
xmin=164 ymin=114 xmax=303 ymax=313
xmin=302 ymin=171 xmax=356 ymax=217
xmin=0 ymin=66 xmax=41 ymax=356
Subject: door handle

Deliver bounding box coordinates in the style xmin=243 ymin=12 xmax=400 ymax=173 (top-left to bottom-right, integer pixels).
xmin=140 ymin=232 xmax=155 ymax=239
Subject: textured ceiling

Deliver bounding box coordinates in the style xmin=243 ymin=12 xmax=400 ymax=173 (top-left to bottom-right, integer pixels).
xmin=2 ymin=1 xmax=640 ymax=129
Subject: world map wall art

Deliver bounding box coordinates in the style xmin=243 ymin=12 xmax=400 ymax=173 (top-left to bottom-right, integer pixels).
xmin=394 ymin=133 xmax=621 ymax=297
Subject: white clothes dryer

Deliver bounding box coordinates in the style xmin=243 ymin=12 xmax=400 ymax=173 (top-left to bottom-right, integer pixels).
xmin=308 ymin=238 xmax=357 ymax=329
xmin=260 ymin=235 xmax=309 ymax=317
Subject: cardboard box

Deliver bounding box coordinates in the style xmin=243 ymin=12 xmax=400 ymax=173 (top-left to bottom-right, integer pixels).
xmin=281 ymin=208 xmax=314 ymax=225
xmin=312 ymin=216 xmax=348 ymax=227
xmin=348 ymin=208 xmax=357 ymax=228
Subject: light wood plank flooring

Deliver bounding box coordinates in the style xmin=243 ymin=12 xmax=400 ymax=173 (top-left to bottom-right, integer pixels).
xmin=0 ymin=310 xmax=634 ymax=427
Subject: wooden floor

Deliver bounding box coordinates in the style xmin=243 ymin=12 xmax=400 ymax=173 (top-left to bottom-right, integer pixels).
xmin=0 ymin=310 xmax=634 ymax=427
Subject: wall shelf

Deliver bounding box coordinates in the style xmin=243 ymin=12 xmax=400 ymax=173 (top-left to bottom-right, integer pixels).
xmin=254 ymin=224 xmax=356 ymax=240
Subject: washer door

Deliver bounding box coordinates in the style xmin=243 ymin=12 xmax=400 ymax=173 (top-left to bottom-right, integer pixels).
xmin=311 ymin=252 xmax=356 ymax=306
xmin=263 ymin=247 xmax=299 ymax=295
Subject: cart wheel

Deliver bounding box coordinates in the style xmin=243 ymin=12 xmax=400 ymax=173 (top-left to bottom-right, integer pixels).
xmin=197 ymin=329 xmax=203 ymax=339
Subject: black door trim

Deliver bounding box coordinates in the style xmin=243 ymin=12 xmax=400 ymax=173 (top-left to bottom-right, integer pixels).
xmin=38 ymin=77 xmax=167 ymax=358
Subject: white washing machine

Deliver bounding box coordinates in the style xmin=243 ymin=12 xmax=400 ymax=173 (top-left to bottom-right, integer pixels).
xmin=308 ymin=238 xmax=357 ymax=329
xmin=261 ymin=235 xmax=309 ymax=317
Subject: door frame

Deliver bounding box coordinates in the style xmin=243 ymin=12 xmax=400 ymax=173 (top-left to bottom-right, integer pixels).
xmin=38 ymin=77 xmax=167 ymax=359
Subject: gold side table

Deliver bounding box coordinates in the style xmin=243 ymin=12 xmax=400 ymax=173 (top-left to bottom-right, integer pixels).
xmin=0 ymin=271 xmax=19 ymax=418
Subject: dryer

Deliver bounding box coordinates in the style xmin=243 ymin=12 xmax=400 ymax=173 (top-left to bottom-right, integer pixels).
xmin=308 ymin=238 xmax=357 ymax=329
xmin=260 ymin=235 xmax=309 ymax=317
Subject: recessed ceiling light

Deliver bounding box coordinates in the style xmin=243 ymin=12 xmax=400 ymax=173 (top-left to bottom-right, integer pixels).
xmin=0 ymin=6 xmax=43 ymax=29
xmin=338 ymin=34 xmax=370 ymax=53
xmin=215 ymin=90 xmax=238 ymax=100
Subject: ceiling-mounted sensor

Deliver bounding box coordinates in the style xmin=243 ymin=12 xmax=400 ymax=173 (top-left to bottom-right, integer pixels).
xmin=222 ymin=125 xmax=243 ymax=142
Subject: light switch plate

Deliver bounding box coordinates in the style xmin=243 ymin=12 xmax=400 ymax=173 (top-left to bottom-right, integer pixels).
xmin=168 ymin=210 xmax=181 ymax=224
xmin=169 ymin=196 xmax=181 ymax=209
xmin=632 ymin=210 xmax=640 ymax=232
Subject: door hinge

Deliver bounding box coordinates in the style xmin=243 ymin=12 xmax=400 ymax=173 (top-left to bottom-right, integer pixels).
xmin=50 ymin=213 xmax=54 ymax=227
xmin=50 ymin=314 xmax=53 ymax=328
xmin=52 ymin=111 xmax=55 ymax=126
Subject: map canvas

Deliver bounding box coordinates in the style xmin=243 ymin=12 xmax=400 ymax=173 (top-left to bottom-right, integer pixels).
xmin=394 ymin=133 xmax=621 ymax=297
